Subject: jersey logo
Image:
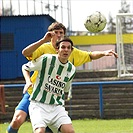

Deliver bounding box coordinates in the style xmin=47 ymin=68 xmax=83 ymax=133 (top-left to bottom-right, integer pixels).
xmin=56 ymin=75 xmax=61 ymax=80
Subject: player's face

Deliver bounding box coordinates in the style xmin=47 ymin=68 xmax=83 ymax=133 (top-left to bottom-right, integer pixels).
xmin=53 ymin=29 xmax=65 ymax=41
xmin=57 ymin=42 xmax=72 ymax=63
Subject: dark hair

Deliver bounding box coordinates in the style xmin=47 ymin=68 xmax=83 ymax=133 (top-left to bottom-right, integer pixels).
xmin=48 ymin=22 xmax=66 ymax=34
xmin=56 ymin=37 xmax=73 ymax=49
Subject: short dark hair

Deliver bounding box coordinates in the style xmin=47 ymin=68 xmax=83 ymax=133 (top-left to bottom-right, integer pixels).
xmin=48 ymin=22 xmax=66 ymax=34
xmin=56 ymin=37 xmax=73 ymax=49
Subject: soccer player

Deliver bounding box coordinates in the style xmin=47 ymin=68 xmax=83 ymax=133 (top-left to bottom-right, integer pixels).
xmin=22 ymin=37 xmax=76 ymax=133
xmin=6 ymin=21 xmax=118 ymax=133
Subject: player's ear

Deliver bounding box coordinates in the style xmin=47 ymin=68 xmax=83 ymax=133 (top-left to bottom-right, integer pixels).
xmin=56 ymin=48 xmax=59 ymax=53
xmin=71 ymin=46 xmax=73 ymax=51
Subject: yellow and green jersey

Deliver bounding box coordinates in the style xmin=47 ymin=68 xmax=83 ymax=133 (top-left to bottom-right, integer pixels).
xmin=23 ymin=54 xmax=76 ymax=105
xmin=27 ymin=42 xmax=92 ymax=94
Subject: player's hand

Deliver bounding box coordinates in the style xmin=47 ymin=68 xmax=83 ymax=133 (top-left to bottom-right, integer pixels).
xmin=42 ymin=31 xmax=57 ymax=42
xmin=104 ymin=49 xmax=118 ymax=58
xmin=23 ymin=81 xmax=34 ymax=94
xmin=65 ymin=95 xmax=72 ymax=101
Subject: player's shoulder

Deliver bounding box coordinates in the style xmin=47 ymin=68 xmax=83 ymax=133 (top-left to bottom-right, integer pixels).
xmin=42 ymin=53 xmax=56 ymax=58
xmin=68 ymin=61 xmax=76 ymax=70
xmin=72 ymin=47 xmax=84 ymax=53
xmin=41 ymin=42 xmax=52 ymax=47
xmin=44 ymin=54 xmax=57 ymax=60
xmin=35 ymin=53 xmax=52 ymax=60
xmin=72 ymin=46 xmax=91 ymax=56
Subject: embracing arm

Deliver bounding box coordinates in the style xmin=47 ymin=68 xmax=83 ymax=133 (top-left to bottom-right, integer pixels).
xmin=22 ymin=31 xmax=56 ymax=57
xmin=90 ymin=49 xmax=118 ymax=60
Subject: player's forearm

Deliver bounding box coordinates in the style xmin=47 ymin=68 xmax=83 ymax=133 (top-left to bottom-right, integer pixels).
xmin=22 ymin=66 xmax=33 ymax=93
xmin=22 ymin=38 xmax=46 ymax=57
xmin=90 ymin=50 xmax=118 ymax=60
xmin=90 ymin=51 xmax=105 ymax=60
xmin=22 ymin=65 xmax=31 ymax=82
xmin=23 ymin=70 xmax=31 ymax=83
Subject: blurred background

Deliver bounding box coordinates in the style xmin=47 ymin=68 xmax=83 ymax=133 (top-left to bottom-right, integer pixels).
xmin=1 ymin=0 xmax=133 ymax=123
xmin=0 ymin=0 xmax=133 ymax=79
xmin=1 ymin=0 xmax=133 ymax=32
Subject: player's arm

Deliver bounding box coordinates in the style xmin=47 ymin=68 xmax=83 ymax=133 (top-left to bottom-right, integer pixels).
xmin=22 ymin=56 xmax=43 ymax=93
xmin=66 ymin=84 xmax=72 ymax=101
xmin=22 ymin=31 xmax=55 ymax=57
xmin=64 ymin=70 xmax=76 ymax=93
xmin=90 ymin=49 xmax=118 ymax=60
xmin=70 ymin=47 xmax=118 ymax=67
xmin=22 ymin=64 xmax=33 ymax=94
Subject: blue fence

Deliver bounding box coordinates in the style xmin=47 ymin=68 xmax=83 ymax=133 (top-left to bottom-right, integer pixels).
xmin=3 ymin=80 xmax=133 ymax=118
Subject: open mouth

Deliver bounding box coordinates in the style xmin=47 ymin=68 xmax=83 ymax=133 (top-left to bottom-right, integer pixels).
xmin=63 ymin=54 xmax=68 ymax=56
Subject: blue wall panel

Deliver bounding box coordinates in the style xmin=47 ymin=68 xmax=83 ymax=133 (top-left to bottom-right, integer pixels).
xmin=0 ymin=15 xmax=55 ymax=80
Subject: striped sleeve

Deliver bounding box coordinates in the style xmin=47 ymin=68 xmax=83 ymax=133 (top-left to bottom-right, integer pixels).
xmin=23 ymin=55 xmax=47 ymax=72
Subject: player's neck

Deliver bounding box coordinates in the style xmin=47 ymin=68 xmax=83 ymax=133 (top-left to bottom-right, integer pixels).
xmin=51 ymin=40 xmax=57 ymax=49
xmin=58 ymin=57 xmax=68 ymax=64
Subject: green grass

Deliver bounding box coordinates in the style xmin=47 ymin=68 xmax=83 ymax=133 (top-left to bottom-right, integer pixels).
xmin=73 ymin=119 xmax=133 ymax=133
xmin=1 ymin=119 xmax=133 ymax=133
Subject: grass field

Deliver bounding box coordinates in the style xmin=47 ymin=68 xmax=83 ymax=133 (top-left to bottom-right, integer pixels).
xmin=1 ymin=119 xmax=133 ymax=133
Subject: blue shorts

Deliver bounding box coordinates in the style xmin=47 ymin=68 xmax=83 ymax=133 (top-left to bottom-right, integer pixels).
xmin=15 ymin=92 xmax=30 ymax=116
